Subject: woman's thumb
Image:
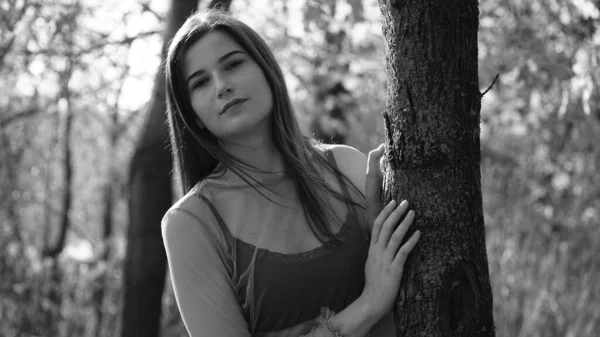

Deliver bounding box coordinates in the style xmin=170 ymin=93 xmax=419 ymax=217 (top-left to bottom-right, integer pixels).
xmin=366 ymin=143 xmax=385 ymax=179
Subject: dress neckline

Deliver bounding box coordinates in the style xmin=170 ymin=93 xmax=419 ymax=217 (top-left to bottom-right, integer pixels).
xmin=196 ymin=148 xmax=361 ymax=263
xmin=233 ymin=209 xmax=353 ymax=263
xmin=205 ymin=167 xmax=289 ymax=189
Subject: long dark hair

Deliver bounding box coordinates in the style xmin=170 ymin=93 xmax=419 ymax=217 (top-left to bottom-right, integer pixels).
xmin=165 ymin=9 xmax=365 ymax=245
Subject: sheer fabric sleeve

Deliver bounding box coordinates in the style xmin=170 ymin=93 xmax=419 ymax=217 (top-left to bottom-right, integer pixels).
xmin=162 ymin=208 xmax=250 ymax=337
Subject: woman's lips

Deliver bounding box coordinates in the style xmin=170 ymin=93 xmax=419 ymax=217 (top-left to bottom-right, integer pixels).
xmin=221 ymin=98 xmax=249 ymax=115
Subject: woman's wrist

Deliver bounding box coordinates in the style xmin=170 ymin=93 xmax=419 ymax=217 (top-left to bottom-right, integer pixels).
xmin=325 ymin=294 xmax=382 ymax=336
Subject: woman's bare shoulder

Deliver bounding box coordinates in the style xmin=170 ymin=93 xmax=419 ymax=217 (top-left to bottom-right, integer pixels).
xmin=162 ymin=182 xmax=215 ymax=227
xmin=322 ymin=144 xmax=367 ymax=193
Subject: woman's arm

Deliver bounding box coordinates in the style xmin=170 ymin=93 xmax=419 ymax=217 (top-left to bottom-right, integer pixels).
xmin=162 ymin=209 xmax=251 ymax=337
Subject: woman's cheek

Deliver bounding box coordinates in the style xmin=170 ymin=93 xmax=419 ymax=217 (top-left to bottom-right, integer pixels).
xmin=191 ymin=95 xmax=210 ymax=119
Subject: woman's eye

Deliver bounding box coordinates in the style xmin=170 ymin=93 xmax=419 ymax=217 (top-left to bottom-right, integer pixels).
xmin=226 ymin=60 xmax=243 ymax=70
xmin=193 ymin=78 xmax=208 ymax=89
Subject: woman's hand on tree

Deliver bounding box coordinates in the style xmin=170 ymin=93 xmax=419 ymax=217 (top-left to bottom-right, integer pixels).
xmin=361 ymin=199 xmax=421 ymax=319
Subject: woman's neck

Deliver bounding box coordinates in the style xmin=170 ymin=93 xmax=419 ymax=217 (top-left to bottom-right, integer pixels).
xmin=218 ymin=135 xmax=286 ymax=182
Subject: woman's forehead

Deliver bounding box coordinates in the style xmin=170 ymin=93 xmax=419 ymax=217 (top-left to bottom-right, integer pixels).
xmin=183 ymin=31 xmax=244 ymax=75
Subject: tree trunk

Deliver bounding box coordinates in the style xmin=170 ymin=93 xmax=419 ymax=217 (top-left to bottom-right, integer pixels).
xmin=376 ymin=1 xmax=495 ymax=336
xmin=120 ymin=1 xmax=198 ymax=337
xmin=43 ymin=8 xmax=77 ymax=259
xmin=94 ymin=166 xmax=116 ymax=337
xmin=43 ymin=101 xmax=73 ymax=258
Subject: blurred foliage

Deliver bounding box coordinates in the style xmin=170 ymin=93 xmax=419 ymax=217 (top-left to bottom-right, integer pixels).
xmin=479 ymin=1 xmax=600 ymax=336
xmin=0 ymin=0 xmax=599 ymax=336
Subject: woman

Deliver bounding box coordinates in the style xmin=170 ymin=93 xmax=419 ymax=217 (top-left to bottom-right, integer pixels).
xmin=162 ymin=9 xmax=420 ymax=337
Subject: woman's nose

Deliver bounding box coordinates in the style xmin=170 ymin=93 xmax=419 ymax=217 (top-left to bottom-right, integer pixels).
xmin=218 ymin=87 xmax=232 ymax=98
xmin=215 ymin=74 xmax=233 ymax=98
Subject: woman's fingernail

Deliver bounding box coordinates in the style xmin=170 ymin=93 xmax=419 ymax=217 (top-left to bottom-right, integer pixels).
xmin=400 ymin=200 xmax=408 ymax=207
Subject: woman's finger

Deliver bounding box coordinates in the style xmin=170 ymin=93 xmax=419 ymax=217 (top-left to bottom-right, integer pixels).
xmin=393 ymin=230 xmax=421 ymax=267
xmin=385 ymin=210 xmax=415 ymax=259
xmin=371 ymin=199 xmax=397 ymax=244
xmin=378 ymin=200 xmax=409 ymax=246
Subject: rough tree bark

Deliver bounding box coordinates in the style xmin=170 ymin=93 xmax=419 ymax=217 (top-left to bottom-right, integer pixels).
xmin=377 ymin=1 xmax=495 ymax=336
xmin=120 ymin=1 xmax=198 ymax=337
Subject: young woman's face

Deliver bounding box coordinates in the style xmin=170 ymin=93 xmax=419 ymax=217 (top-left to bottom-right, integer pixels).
xmin=182 ymin=30 xmax=274 ymax=141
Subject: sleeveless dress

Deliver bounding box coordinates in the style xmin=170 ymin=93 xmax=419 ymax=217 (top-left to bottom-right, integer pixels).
xmin=162 ymin=149 xmax=396 ymax=336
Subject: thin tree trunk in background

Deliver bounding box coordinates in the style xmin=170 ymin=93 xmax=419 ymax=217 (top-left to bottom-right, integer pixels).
xmin=43 ymin=1 xmax=79 ymax=260
xmin=94 ymin=160 xmax=116 ymax=337
xmin=41 ymin=110 xmax=60 ymax=250
xmin=0 ymin=132 xmax=23 ymax=242
xmin=377 ymin=1 xmax=495 ymax=336
xmin=0 ymin=0 xmax=30 ymax=69
xmin=120 ymin=1 xmax=198 ymax=336
xmin=40 ymin=35 xmax=76 ymax=335
xmin=94 ymin=61 xmax=131 ymax=337
xmin=43 ymin=100 xmax=73 ymax=258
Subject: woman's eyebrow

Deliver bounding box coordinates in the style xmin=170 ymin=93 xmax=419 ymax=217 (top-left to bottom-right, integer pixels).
xmin=186 ymin=50 xmax=245 ymax=86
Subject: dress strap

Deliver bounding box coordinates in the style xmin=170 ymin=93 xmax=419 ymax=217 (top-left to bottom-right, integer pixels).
xmin=190 ymin=190 xmax=240 ymax=282
xmin=194 ymin=193 xmax=236 ymax=243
